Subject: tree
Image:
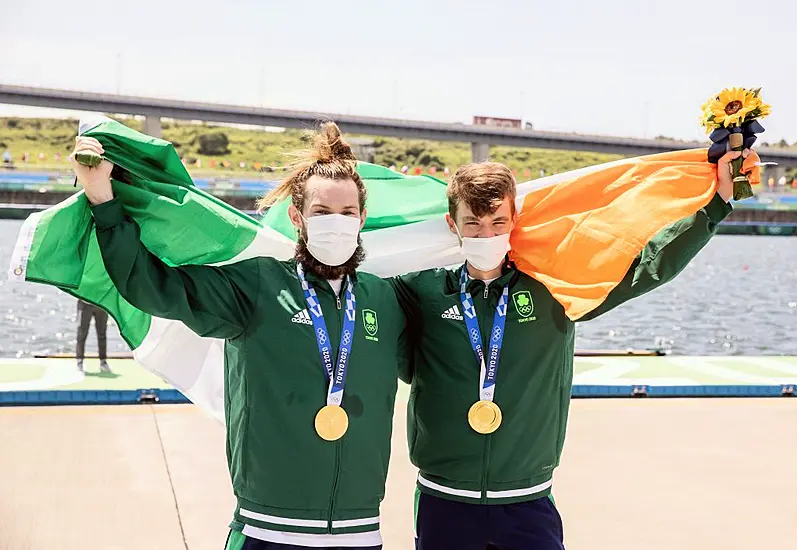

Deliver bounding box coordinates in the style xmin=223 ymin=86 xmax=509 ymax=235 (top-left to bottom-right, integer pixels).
xmin=197 ymin=132 xmax=230 ymax=155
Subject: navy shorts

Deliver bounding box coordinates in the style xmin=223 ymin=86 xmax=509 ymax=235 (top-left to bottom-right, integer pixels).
xmin=415 ymin=491 xmax=565 ymax=550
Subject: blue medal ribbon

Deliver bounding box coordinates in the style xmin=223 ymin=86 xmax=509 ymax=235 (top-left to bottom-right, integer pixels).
xmin=459 ymin=267 xmax=509 ymax=401
xmin=297 ymin=264 xmax=356 ymax=406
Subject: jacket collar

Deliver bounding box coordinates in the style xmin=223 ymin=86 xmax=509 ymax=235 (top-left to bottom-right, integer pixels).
xmin=290 ymin=258 xmax=359 ymax=293
xmin=459 ymin=256 xmax=518 ymax=294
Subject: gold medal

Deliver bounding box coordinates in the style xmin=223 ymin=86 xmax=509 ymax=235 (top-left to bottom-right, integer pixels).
xmin=315 ymin=405 xmax=349 ymax=441
xmin=468 ymin=400 xmax=502 ymax=434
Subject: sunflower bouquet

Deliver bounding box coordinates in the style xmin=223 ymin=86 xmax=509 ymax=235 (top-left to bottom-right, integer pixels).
xmin=700 ymin=87 xmax=771 ymax=200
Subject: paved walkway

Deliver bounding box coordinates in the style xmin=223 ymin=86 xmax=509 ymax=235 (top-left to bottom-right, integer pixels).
xmin=0 ymin=399 xmax=795 ymax=549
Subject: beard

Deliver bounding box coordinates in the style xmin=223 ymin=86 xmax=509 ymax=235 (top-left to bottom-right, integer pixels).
xmin=295 ymin=230 xmax=366 ymax=280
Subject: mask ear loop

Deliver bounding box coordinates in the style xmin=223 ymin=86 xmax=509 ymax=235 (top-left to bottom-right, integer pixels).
xmin=297 ymin=212 xmax=309 ymax=244
xmin=451 ymin=219 xmax=464 ymax=245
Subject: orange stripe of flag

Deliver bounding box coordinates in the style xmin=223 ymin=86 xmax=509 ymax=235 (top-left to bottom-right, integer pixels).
xmin=509 ymin=149 xmax=760 ymax=320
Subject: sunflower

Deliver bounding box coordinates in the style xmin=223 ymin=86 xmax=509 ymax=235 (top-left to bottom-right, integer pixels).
xmin=700 ymin=100 xmax=718 ymax=133
xmin=756 ymin=101 xmax=772 ymax=118
xmin=705 ymin=87 xmax=759 ymax=128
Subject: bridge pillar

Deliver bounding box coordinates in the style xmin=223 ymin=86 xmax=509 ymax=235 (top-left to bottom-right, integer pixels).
xmin=764 ymin=164 xmax=787 ymax=188
xmin=143 ymin=115 xmax=162 ymax=138
xmin=471 ymin=142 xmax=490 ymax=163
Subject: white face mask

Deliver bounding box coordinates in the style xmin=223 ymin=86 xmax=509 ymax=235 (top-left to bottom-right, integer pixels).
xmin=454 ymin=225 xmax=511 ymax=272
xmin=303 ymin=214 xmax=361 ymax=267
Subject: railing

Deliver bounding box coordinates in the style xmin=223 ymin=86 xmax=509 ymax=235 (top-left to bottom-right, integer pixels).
xmin=0 ymin=171 xmax=279 ymax=196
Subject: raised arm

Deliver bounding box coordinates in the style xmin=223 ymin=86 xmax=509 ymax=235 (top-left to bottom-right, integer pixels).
xmin=578 ymin=147 xmax=746 ymax=322
xmin=73 ymin=137 xmax=259 ymax=340
xmin=577 ymin=193 xmax=731 ymax=322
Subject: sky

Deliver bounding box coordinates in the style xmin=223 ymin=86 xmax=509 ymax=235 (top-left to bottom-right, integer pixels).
xmin=1 ymin=0 xmax=795 ymax=143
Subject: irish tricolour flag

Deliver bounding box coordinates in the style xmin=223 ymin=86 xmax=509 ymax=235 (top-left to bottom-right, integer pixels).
xmin=7 ymin=117 xmax=731 ymax=422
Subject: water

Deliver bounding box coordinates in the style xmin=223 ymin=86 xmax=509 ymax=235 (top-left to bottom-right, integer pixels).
xmin=0 ymin=220 xmax=128 ymax=358
xmin=1 ymin=219 xmax=796 ymax=358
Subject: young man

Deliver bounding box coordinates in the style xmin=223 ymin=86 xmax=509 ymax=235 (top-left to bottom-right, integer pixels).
xmin=75 ymin=298 xmax=111 ymax=373
xmin=70 ymin=123 xmax=408 ymax=550
xmin=391 ymin=151 xmax=743 ymax=550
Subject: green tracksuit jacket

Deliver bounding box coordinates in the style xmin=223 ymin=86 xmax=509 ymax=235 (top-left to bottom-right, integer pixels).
xmin=391 ymin=193 xmax=732 ymax=504
xmin=91 ymin=198 xmax=408 ymax=547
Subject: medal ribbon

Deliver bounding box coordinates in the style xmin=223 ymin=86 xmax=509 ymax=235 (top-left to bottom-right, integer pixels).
xmin=297 ymin=264 xmax=356 ymax=406
xmin=459 ymin=267 xmax=509 ymax=402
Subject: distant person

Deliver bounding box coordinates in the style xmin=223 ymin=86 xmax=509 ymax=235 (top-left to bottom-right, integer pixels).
xmin=3 ymin=150 xmax=11 ymax=165
xmin=76 ymin=299 xmax=111 ymax=373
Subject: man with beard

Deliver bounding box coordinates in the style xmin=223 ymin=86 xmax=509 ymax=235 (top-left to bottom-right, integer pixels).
xmin=70 ymin=122 xmax=408 ymax=550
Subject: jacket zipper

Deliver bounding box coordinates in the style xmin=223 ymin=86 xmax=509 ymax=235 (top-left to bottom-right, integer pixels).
xmin=481 ymin=435 xmax=492 ymax=504
xmin=327 ymin=441 xmax=342 ymax=531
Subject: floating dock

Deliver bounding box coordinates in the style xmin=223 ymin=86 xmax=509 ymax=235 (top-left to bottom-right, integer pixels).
xmin=2 ymin=355 xmax=796 ymax=406
xmin=1 ymin=356 xmax=795 ymax=549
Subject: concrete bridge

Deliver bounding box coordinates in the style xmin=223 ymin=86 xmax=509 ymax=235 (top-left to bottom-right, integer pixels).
xmin=1 ymin=84 xmax=794 ymax=182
